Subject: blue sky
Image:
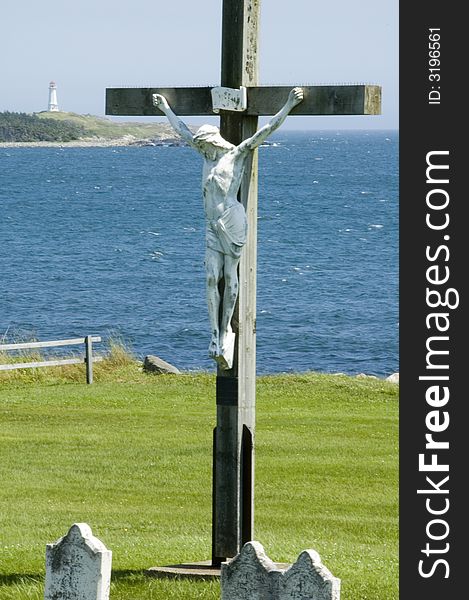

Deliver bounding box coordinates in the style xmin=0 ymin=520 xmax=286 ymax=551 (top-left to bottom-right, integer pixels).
xmin=1 ymin=0 xmax=398 ymax=129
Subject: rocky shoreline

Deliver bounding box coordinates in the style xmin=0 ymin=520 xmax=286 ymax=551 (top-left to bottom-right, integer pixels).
xmin=0 ymin=135 xmax=188 ymax=149
xmin=141 ymin=354 xmax=400 ymax=383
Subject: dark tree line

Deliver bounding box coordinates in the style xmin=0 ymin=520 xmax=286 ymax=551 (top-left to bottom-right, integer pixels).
xmin=0 ymin=112 xmax=85 ymax=142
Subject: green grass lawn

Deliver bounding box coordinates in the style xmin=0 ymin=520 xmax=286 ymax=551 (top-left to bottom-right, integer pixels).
xmin=35 ymin=111 xmax=177 ymax=141
xmin=0 ymin=361 xmax=398 ymax=599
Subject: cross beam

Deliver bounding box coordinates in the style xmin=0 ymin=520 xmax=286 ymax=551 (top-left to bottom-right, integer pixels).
xmin=106 ymin=0 xmax=381 ymax=568
xmin=106 ymin=84 xmax=381 ymax=117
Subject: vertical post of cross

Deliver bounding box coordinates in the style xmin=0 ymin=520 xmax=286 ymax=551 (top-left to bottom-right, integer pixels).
xmin=212 ymin=0 xmax=259 ymax=565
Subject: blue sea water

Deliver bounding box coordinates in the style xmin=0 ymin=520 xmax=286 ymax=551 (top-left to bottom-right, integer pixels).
xmin=0 ymin=130 xmax=398 ymax=376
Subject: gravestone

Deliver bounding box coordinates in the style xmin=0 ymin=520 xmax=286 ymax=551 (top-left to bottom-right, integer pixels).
xmin=221 ymin=541 xmax=340 ymax=600
xmin=279 ymin=550 xmax=341 ymax=600
xmin=44 ymin=523 xmax=112 ymax=600
xmin=220 ymin=541 xmax=280 ymax=599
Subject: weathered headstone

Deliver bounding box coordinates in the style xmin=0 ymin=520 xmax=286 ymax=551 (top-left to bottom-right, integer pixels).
xmin=279 ymin=550 xmax=341 ymax=600
xmin=221 ymin=541 xmax=279 ymax=599
xmin=44 ymin=523 xmax=112 ymax=600
xmin=221 ymin=542 xmax=340 ymax=600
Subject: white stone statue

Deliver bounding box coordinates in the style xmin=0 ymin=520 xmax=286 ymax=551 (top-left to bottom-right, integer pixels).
xmin=153 ymin=87 xmax=304 ymax=369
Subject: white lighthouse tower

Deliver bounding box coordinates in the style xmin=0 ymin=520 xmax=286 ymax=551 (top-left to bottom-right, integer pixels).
xmin=48 ymin=81 xmax=59 ymax=112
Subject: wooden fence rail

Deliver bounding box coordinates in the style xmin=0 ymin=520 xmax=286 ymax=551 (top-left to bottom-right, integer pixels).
xmin=0 ymin=336 xmax=102 ymax=384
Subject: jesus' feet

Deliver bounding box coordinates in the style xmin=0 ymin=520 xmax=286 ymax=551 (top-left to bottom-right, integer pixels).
xmin=217 ymin=331 xmax=235 ymax=370
xmin=208 ymin=335 xmax=220 ymax=360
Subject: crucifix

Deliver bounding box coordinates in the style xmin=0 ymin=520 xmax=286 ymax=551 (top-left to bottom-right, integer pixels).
xmin=106 ymin=0 xmax=381 ymax=569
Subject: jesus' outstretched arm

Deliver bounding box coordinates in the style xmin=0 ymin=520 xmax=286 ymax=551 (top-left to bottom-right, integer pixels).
xmin=237 ymin=87 xmax=304 ymax=153
xmin=152 ymin=94 xmax=195 ymax=146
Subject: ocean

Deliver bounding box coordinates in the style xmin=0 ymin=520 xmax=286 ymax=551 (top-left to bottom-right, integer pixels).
xmin=0 ymin=130 xmax=398 ymax=376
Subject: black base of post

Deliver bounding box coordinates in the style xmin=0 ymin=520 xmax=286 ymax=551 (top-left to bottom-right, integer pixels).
xmin=241 ymin=424 xmax=253 ymax=545
xmin=212 ymin=375 xmax=240 ymax=564
xmin=215 ymin=375 xmax=239 ymax=406
xmin=211 ymin=426 xmax=225 ymax=567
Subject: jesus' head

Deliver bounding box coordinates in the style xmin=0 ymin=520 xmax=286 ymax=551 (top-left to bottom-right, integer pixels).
xmin=193 ymin=125 xmax=235 ymax=157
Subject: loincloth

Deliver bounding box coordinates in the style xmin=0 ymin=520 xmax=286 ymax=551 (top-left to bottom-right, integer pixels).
xmin=206 ymin=202 xmax=247 ymax=259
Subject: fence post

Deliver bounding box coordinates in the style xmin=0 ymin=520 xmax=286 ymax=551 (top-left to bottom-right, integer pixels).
xmin=85 ymin=336 xmax=93 ymax=385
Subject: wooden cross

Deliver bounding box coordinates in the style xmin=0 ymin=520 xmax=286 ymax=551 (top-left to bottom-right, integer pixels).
xmin=106 ymin=0 xmax=381 ymax=566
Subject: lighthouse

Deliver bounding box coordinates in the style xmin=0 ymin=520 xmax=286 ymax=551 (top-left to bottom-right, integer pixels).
xmin=48 ymin=81 xmax=59 ymax=112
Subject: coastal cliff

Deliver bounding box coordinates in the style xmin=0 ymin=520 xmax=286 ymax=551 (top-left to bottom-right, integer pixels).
xmin=0 ymin=111 xmax=187 ymax=147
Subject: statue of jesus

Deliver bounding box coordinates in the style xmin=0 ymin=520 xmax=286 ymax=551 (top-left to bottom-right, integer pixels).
xmin=153 ymin=87 xmax=304 ymax=369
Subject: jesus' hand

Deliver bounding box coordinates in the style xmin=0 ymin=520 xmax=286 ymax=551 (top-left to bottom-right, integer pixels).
xmin=152 ymin=94 xmax=170 ymax=112
xmin=287 ymin=87 xmax=304 ymax=108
